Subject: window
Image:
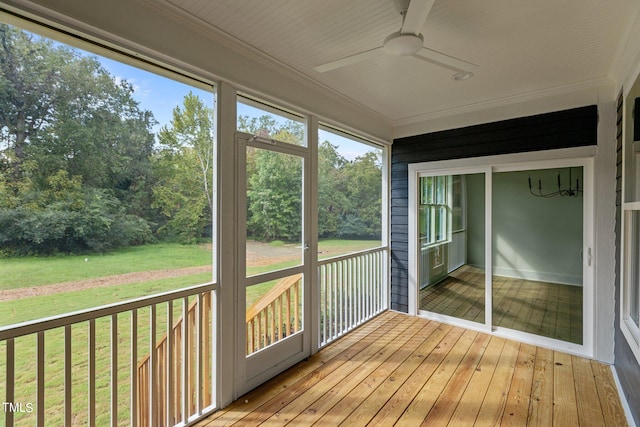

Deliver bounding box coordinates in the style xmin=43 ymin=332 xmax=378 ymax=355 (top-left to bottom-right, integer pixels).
xmin=317 ymin=125 xmax=383 ymax=253
xmin=419 ymin=176 xmax=449 ymax=246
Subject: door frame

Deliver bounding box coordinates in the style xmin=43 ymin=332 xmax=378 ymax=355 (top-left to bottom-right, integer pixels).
xmin=408 ymin=147 xmax=595 ymax=357
xmin=234 ymin=131 xmax=313 ymax=395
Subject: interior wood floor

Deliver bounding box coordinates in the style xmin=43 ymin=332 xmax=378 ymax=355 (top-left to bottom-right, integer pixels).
xmin=420 ymin=265 xmax=583 ymax=344
xmin=195 ymin=311 xmax=627 ymax=427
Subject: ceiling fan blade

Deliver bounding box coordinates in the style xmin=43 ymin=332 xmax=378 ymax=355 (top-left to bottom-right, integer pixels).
xmin=412 ymin=47 xmax=478 ymax=73
xmin=401 ymin=0 xmax=436 ymax=35
xmin=314 ymin=47 xmax=384 ymax=73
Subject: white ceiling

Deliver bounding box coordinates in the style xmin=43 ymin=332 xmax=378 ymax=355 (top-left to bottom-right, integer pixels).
xmin=160 ymin=0 xmax=634 ymax=126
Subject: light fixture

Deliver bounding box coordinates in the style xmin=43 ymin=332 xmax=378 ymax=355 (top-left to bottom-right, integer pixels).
xmin=452 ymin=71 xmax=473 ymax=81
xmin=528 ymin=168 xmax=582 ymax=198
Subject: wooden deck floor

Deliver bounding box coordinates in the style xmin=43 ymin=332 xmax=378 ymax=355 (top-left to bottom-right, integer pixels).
xmin=196 ymin=311 xmax=627 ymax=426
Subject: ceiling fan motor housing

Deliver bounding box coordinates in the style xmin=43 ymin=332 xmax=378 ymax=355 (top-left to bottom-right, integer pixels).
xmin=383 ymin=32 xmax=424 ymax=56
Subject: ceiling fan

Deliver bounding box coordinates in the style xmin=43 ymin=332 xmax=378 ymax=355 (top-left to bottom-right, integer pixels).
xmin=314 ymin=0 xmax=477 ymax=80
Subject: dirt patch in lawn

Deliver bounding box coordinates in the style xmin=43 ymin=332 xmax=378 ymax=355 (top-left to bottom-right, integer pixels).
xmin=0 ymin=241 xmax=302 ymax=302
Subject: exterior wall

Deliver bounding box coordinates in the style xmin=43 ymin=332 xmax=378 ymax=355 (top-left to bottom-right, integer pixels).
xmin=390 ymin=106 xmax=598 ymax=312
xmin=614 ymin=89 xmax=640 ymax=425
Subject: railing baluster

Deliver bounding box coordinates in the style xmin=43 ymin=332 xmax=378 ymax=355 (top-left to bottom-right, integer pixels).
xmin=88 ymin=320 xmax=96 ymax=427
xmin=320 ymin=265 xmax=326 ymax=345
xmin=130 ymin=310 xmax=138 ymax=427
xmin=202 ymin=292 xmax=212 ymax=408
xmin=270 ymin=301 xmax=276 ymax=343
xmin=373 ymin=252 xmax=378 ymax=312
xmin=331 ymin=263 xmax=342 ymax=337
xmin=362 ymin=255 xmax=367 ymax=319
xmin=6 ymin=338 xmax=14 ymax=427
xmin=196 ymin=293 xmax=203 ymax=416
xmin=285 ymin=289 xmax=291 ymax=336
xmin=36 ymin=331 xmax=44 ymax=427
xmin=366 ymin=255 xmax=370 ymax=316
xmin=111 ymin=314 xmax=118 ymax=427
xmin=166 ymin=301 xmax=174 ymax=426
xmin=149 ymin=305 xmax=157 ymax=426
xmin=343 ymin=260 xmax=347 ymax=333
xmin=64 ymin=325 xmax=72 ymax=427
xmin=294 ymin=281 xmax=300 ymax=332
xmin=277 ymin=295 xmax=282 ymax=340
xmin=182 ymin=297 xmax=189 ymax=423
xmin=357 ymin=257 xmax=362 ymax=326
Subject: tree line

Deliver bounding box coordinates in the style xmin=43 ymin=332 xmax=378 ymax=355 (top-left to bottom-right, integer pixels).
xmin=0 ymin=24 xmax=381 ymax=255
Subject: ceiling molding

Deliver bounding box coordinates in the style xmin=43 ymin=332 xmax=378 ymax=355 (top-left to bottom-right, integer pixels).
xmin=392 ymin=76 xmax=614 ymax=129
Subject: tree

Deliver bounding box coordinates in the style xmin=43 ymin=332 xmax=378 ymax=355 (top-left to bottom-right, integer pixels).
xmin=152 ymin=93 xmax=214 ymax=243
xmin=247 ymin=149 xmax=302 ymax=241
xmin=0 ymin=24 xmax=157 ymax=254
xmin=317 ymin=141 xmax=349 ymax=237
xmin=339 ymin=151 xmax=382 ymax=239
xmin=0 ymin=24 xmax=67 ymax=180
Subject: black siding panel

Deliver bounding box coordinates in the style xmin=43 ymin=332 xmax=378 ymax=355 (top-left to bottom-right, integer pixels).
xmin=390 ymin=106 xmax=598 ymax=312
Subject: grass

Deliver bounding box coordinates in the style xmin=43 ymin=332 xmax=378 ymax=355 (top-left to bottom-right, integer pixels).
xmin=0 ymin=239 xmax=381 ymax=425
xmin=1 ymin=243 xmax=213 ymax=289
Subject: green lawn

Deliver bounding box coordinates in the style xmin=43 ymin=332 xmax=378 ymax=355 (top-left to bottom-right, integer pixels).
xmin=1 ymin=243 xmax=213 ymax=289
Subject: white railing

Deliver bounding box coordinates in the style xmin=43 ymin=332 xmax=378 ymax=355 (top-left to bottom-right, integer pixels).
xmin=318 ymin=247 xmax=387 ymax=347
xmin=0 ymin=283 xmax=216 ymax=427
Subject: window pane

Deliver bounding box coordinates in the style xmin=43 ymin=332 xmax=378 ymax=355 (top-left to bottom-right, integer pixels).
xmin=0 ymin=22 xmax=215 ymax=325
xmin=420 ymin=173 xmax=486 ymax=324
xmin=424 ymin=176 xmax=434 ymax=204
xmin=245 ymin=147 xmax=303 ymax=276
xmin=435 ymin=176 xmax=447 ymax=204
xmin=317 ymin=126 xmax=383 ymax=256
xmin=237 ymin=95 xmax=306 ymax=146
xmin=452 ymin=175 xmax=465 ymax=232
xmin=493 ymin=168 xmax=583 ymax=344
xmin=436 ymin=206 xmax=447 ymax=242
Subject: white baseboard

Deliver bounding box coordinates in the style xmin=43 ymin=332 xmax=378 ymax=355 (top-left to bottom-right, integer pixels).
xmin=471 ymin=265 xmax=583 ymax=286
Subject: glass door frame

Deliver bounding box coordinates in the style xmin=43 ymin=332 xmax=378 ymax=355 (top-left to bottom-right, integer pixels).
xmin=408 ymin=149 xmax=595 ymax=357
xmin=234 ymin=131 xmax=312 ymax=395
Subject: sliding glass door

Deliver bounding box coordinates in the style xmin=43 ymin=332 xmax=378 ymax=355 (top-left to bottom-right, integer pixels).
xmin=410 ymin=156 xmax=592 ymax=352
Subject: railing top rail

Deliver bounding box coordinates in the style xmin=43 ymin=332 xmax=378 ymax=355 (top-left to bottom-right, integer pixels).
xmin=0 ymin=282 xmax=217 ymax=341
xmin=317 ymin=245 xmax=388 ymax=266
